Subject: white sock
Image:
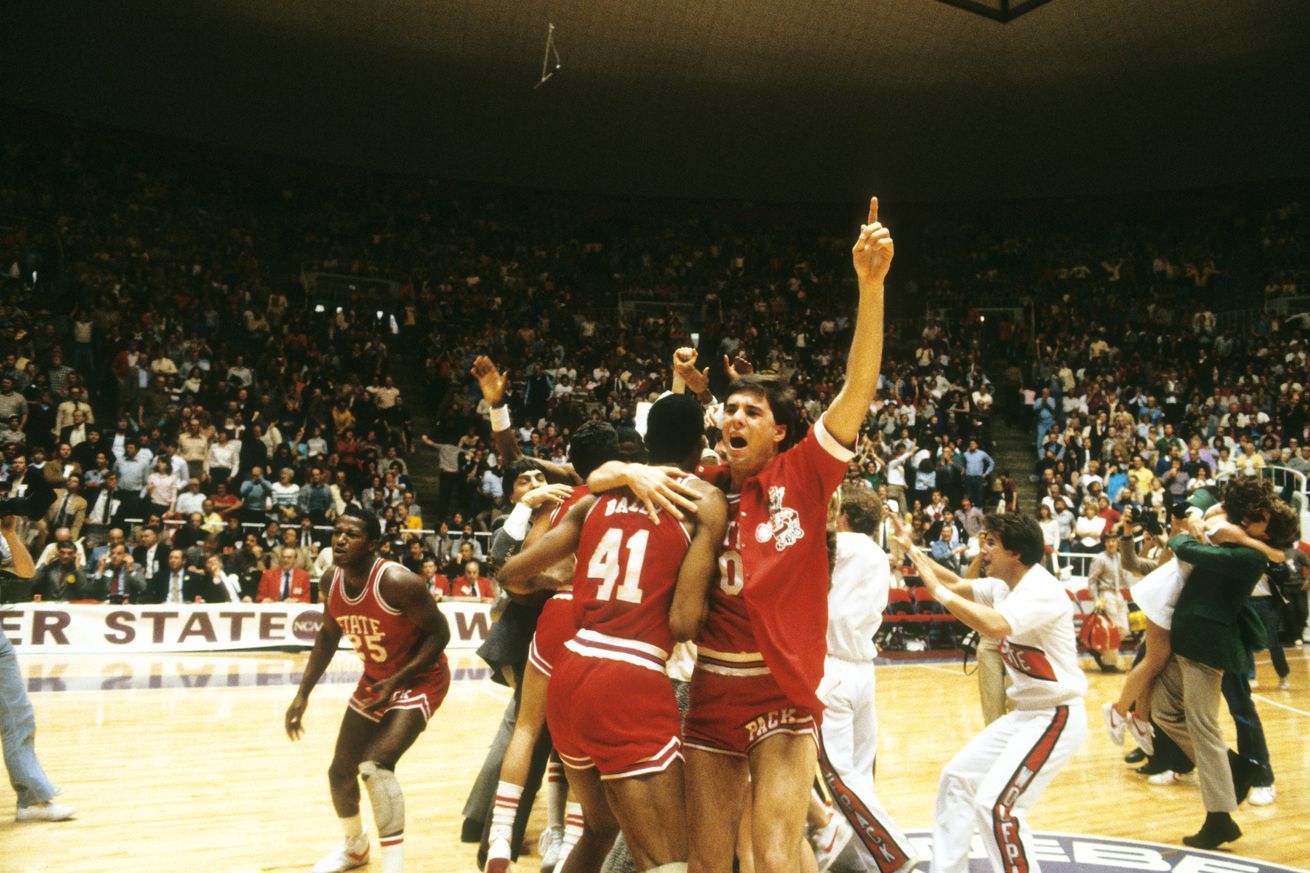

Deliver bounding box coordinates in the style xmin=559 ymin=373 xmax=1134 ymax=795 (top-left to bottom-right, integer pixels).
xmin=561 ymin=802 xmax=584 ymax=852
xmin=546 ymin=757 xmax=567 ymax=831
xmin=379 ymin=834 xmax=404 ymax=873
xmin=341 ymin=813 xmax=364 ymax=840
xmin=490 ymin=780 xmax=523 ymax=845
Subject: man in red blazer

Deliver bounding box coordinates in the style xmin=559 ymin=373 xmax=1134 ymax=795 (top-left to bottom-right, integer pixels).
xmin=257 ymin=546 xmax=314 ymax=602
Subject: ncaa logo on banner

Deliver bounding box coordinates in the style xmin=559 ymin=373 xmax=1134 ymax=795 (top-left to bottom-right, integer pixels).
xmin=292 ymin=609 xmax=324 ymax=642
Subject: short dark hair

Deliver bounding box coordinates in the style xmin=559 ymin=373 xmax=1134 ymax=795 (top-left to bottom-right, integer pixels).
xmin=725 ymin=374 xmax=802 ymax=451
xmin=840 ymin=489 xmax=883 ymax=535
xmin=502 ymin=459 xmax=539 ymax=496
xmin=568 ymin=421 xmax=621 ymax=479
xmin=981 ymin=512 xmax=1045 ymax=566
xmin=615 ymin=426 xmax=646 ymax=463
xmin=341 ymin=508 xmax=382 ymax=543
xmin=645 ymin=394 xmax=705 ymax=466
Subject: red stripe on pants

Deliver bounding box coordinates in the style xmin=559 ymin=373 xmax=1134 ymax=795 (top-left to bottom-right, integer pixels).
xmin=991 ymin=706 xmax=1069 ymax=873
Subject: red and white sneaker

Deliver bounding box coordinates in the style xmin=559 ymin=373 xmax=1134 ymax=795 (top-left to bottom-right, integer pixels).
xmin=312 ymin=833 xmax=370 ymax=873
xmin=1125 ymin=714 xmax=1154 ymax=756
xmin=809 ymin=810 xmax=854 ymax=873
xmin=1102 ymin=702 xmax=1128 ymax=746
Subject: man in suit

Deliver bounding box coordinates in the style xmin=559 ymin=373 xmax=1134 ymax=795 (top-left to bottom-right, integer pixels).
xmin=38 ymin=473 xmax=87 ymax=546
xmin=59 ymin=408 xmax=91 ymax=450
xmin=90 ymin=542 xmax=146 ymax=604
xmin=147 ymin=548 xmax=205 ymax=604
xmin=84 ymin=472 xmax=126 ymax=545
xmin=132 ymin=526 xmax=167 ymax=582
xmin=1151 ymin=499 xmax=1298 ymax=849
xmin=200 ymin=554 xmax=246 ymax=603
xmin=256 ymin=546 xmax=313 ymax=603
xmin=32 ymin=541 xmax=90 ymax=601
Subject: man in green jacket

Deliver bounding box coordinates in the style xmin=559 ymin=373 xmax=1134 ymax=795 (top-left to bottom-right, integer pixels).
xmin=1151 ymin=500 xmax=1298 ymax=850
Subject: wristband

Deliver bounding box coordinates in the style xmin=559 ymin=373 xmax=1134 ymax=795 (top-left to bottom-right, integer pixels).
xmin=936 ymin=588 xmax=959 ymax=607
xmin=503 ymin=501 xmax=533 ymax=541
xmin=490 ymin=405 xmax=512 ymax=433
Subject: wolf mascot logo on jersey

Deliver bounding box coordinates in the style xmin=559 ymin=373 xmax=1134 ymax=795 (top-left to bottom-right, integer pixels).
xmin=755 ymin=485 xmax=804 ymax=552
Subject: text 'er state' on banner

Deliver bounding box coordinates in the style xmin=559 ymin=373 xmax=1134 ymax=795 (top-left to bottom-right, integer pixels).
xmin=2 ymin=601 xmax=494 ymax=655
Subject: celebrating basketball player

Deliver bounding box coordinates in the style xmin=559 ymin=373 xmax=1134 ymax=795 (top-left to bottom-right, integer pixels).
xmin=285 ymin=510 xmax=452 ymax=873
xmin=585 ymin=196 xmax=892 ymax=873
xmin=499 ymin=393 xmax=728 ymax=873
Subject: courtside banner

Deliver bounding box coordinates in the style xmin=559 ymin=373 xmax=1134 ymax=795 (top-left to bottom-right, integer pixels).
xmin=2 ymin=601 xmax=494 ymax=654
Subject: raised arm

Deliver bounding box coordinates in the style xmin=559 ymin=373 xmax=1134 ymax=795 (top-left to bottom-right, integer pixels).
xmin=669 ymin=484 xmax=729 ymax=642
xmin=823 ymin=196 xmax=893 ymax=447
xmin=470 ymin=355 xmax=524 ymax=467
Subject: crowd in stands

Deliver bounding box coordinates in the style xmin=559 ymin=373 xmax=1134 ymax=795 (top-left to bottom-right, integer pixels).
xmin=1 ymin=117 xmax=1306 ymax=618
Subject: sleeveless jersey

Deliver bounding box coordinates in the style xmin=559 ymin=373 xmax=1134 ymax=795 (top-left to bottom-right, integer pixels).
xmin=328 ymin=558 xmax=429 ymax=683
xmin=551 ymin=484 xmax=591 ymax=528
xmin=565 ymin=487 xmax=691 ymax=670
xmin=695 ymin=491 xmax=766 ymax=674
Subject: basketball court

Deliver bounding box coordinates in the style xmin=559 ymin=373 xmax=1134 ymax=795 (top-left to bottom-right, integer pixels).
xmin=5 ymin=647 xmax=1307 ymax=872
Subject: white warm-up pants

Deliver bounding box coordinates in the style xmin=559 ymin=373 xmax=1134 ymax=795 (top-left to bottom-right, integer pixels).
xmin=931 ymin=702 xmax=1086 ymax=873
xmin=819 ymin=656 xmax=916 ymax=873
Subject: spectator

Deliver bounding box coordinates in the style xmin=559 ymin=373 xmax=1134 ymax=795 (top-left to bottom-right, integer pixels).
xmin=32 ymin=541 xmax=90 ymax=601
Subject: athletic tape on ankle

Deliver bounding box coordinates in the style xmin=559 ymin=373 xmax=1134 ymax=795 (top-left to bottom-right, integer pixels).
xmin=359 ymin=761 xmax=405 ymax=837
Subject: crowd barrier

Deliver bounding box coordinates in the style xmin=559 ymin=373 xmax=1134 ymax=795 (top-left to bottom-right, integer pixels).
xmin=2 ymin=600 xmax=494 ymax=655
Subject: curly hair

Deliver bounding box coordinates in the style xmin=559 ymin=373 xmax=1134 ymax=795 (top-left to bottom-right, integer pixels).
xmin=1218 ymin=477 xmax=1277 ymax=525
xmin=1264 ymin=500 xmax=1300 ymax=549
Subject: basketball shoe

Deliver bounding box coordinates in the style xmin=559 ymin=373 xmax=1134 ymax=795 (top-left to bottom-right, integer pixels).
xmin=15 ymin=801 xmax=77 ymax=822
xmin=539 ymin=825 xmax=565 ymax=873
xmin=809 ymin=808 xmax=854 ymax=873
xmin=485 ymin=836 xmax=513 ymax=873
xmin=312 ymin=832 xmax=370 ymax=873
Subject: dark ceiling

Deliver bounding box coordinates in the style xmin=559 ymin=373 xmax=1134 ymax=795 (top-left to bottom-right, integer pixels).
xmin=3 ymin=0 xmax=1308 ymax=202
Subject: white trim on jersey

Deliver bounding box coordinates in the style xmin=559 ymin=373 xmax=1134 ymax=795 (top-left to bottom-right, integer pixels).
xmin=815 ymin=415 xmax=857 ymax=462
xmin=370 ymin=559 xmax=405 ymax=616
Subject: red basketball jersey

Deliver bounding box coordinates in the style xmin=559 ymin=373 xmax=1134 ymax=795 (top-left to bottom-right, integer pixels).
xmin=328 ymin=558 xmax=430 ymax=682
xmin=696 ymin=491 xmax=762 ymax=660
xmin=567 ymin=488 xmax=691 ymax=664
xmin=550 ymin=484 xmax=591 ymax=528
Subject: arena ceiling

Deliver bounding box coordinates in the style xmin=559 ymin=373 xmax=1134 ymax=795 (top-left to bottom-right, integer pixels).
xmin=3 ymin=0 xmax=1308 ymax=202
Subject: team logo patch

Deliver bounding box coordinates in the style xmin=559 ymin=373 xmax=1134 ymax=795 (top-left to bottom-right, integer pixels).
xmin=897 ymin=831 xmax=1305 ymax=873
xmin=757 ymin=485 xmax=804 ymax=552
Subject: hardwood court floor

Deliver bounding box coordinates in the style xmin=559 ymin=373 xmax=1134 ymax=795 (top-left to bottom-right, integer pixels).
xmin=5 ymin=647 xmax=1308 ymax=873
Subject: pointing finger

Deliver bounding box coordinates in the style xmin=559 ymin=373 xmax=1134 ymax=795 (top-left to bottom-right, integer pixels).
xmin=867 ymin=196 xmax=879 ymax=226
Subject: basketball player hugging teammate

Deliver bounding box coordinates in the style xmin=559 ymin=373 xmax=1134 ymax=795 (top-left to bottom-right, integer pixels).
xmin=573 ymin=197 xmax=892 ymax=873
xmin=286 ymin=509 xmax=452 ymax=873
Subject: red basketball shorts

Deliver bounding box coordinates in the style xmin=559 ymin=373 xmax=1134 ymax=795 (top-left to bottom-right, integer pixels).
xmin=347 ymin=655 xmax=450 ymax=726
xmin=683 ymin=665 xmax=817 ymax=756
xmin=528 ymin=594 xmax=576 ymax=677
xmin=546 ymin=652 xmax=682 ymax=780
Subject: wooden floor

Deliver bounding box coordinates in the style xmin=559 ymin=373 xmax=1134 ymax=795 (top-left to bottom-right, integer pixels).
xmin=5 ymin=646 xmax=1309 ymax=873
